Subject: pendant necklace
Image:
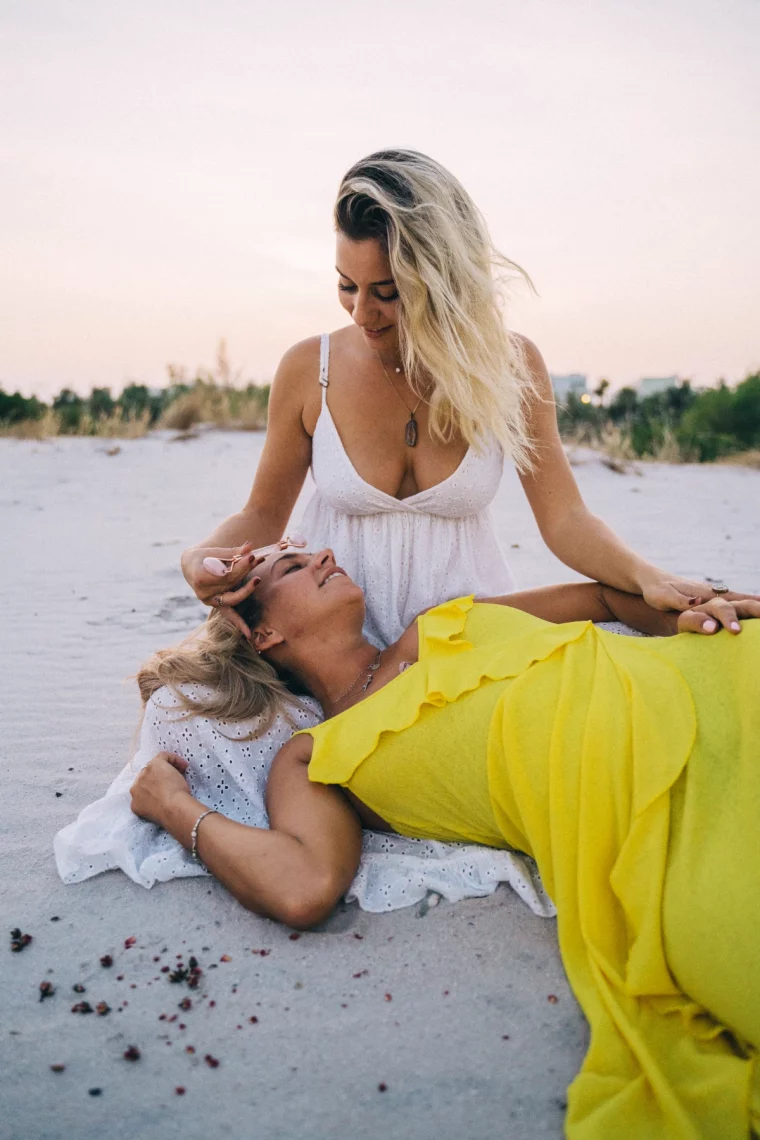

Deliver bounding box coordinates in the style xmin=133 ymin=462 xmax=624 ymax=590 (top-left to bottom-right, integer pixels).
xmin=377 ymin=355 xmax=425 ymax=448
xmin=329 ymin=648 xmax=383 ymax=714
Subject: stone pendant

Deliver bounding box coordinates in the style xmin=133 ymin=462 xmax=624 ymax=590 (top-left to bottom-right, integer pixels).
xmin=405 ymin=414 xmax=418 ymax=447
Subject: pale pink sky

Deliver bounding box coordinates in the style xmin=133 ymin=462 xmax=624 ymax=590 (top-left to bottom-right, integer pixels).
xmin=1 ymin=0 xmax=758 ymax=399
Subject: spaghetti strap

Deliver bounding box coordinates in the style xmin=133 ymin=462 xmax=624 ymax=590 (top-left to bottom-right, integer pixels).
xmin=318 ymin=333 xmax=330 ymax=395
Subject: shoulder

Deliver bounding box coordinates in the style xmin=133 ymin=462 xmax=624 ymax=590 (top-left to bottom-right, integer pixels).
xmin=511 ymin=333 xmax=551 ymax=386
xmin=270 ymin=731 xmax=315 ymax=772
xmin=274 ymin=335 xmax=323 ymax=385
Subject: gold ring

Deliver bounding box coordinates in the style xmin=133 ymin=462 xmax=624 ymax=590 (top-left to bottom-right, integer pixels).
xmin=213 ymin=594 xmax=225 ymax=607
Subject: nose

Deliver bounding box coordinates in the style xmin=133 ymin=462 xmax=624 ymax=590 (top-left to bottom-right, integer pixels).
xmin=312 ymin=548 xmax=335 ymax=570
xmin=351 ymin=290 xmax=377 ymax=329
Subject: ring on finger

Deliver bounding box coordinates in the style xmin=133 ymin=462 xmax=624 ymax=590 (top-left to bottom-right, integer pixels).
xmin=213 ymin=594 xmax=225 ymax=608
xmin=710 ymin=580 xmax=729 ymax=594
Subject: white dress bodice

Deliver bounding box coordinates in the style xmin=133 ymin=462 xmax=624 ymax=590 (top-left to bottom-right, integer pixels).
xmin=299 ymin=334 xmax=514 ymax=646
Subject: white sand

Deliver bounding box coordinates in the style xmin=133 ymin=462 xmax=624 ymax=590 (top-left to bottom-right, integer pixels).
xmin=2 ymin=432 xmax=758 ymax=1140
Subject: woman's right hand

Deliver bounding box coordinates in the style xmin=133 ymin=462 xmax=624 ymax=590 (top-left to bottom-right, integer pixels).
xmin=181 ymin=542 xmax=263 ymax=637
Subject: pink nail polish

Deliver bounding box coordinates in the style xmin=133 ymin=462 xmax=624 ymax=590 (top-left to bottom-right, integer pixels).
xmin=731 ymin=621 xmax=740 ymax=631
xmin=703 ymin=619 xmax=717 ymax=632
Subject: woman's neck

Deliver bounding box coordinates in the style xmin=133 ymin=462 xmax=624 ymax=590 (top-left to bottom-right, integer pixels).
xmin=283 ymin=629 xmax=381 ymax=715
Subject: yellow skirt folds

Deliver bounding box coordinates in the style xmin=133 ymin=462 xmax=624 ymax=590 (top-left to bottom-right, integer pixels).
xmin=304 ymin=598 xmax=760 ymax=1139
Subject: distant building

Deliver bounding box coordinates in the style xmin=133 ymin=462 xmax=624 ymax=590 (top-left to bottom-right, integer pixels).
xmin=637 ymin=376 xmax=678 ymax=398
xmin=550 ymin=373 xmax=588 ymax=403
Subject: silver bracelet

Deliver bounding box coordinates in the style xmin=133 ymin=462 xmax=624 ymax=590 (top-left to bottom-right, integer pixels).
xmin=190 ymin=808 xmax=218 ymax=868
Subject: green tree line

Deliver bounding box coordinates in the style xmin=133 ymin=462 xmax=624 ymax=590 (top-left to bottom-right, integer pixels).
xmin=556 ymin=372 xmax=760 ymax=462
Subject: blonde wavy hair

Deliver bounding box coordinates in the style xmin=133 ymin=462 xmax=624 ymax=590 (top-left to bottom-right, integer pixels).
xmin=335 ymin=148 xmax=538 ymax=469
xmin=137 ymin=589 xmax=310 ymax=735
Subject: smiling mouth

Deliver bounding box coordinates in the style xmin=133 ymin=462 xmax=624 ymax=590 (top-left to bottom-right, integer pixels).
xmin=321 ymin=570 xmax=346 ymax=587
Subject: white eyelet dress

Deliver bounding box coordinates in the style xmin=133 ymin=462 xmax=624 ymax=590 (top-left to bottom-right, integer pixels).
xmin=298 ymin=334 xmax=515 ymax=648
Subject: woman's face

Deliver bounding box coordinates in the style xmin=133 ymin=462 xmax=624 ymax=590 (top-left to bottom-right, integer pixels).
xmin=335 ymin=234 xmax=399 ymax=352
xmin=249 ymin=548 xmax=364 ymax=650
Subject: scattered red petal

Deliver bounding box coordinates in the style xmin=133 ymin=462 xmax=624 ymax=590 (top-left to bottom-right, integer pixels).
xmin=100 ymin=955 xmax=113 ymax=968
xmin=124 ymin=937 xmax=136 ymax=949
xmin=175 ymin=1087 xmax=186 ymax=1096
xmin=10 ymin=928 xmax=33 ymax=953
xmin=378 ymin=1082 xmax=388 ymax=1092
xmin=353 ymin=934 xmax=363 ymax=940
xmin=71 ymin=1001 xmax=93 ymax=1014
xmin=208 ymin=1000 xmax=216 ymax=1008
xmin=178 ymin=1023 xmax=186 ymax=1030
xmin=95 ymin=1002 xmax=111 ymax=1016
xmin=547 ymin=994 xmax=559 ymax=1004
xmin=185 ymin=1046 xmax=195 ymax=1054
xmin=220 ymin=954 xmax=232 ymax=962
xmin=50 ymin=1064 xmax=65 ymax=1073
xmin=502 ymin=1034 xmax=510 ymax=1040
xmin=39 ymin=981 xmax=56 ymax=1001
xmin=158 ymin=1014 xmax=167 ymax=1021
xmin=352 ymin=970 xmax=369 ymax=978
xmin=384 ymin=993 xmax=392 ymax=1002
xmin=72 ymin=983 xmax=86 ymax=994
xmin=116 ymin=974 xmax=124 ymax=981
xmin=288 ymin=933 xmax=301 ymax=941
xmin=204 ymin=1054 xmax=220 ymax=1069
xmin=249 ymin=1016 xmax=258 ymax=1024
xmin=178 ymin=998 xmax=192 ymax=1011
xmin=153 ymin=956 xmax=160 ymax=962
xmin=123 ymin=1045 xmax=140 ymax=1061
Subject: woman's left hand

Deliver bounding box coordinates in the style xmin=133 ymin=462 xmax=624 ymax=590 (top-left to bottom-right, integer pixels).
xmin=130 ymin=752 xmax=192 ymax=826
xmin=642 ymin=576 xmax=721 ymax=612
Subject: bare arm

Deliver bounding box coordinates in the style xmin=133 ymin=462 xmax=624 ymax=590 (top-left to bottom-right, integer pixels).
xmin=516 ymin=338 xmax=719 ymax=612
xmin=130 ymin=737 xmax=361 ymax=929
xmin=481 ymin=582 xmax=760 ymax=636
xmin=180 ymin=338 xmax=319 ymax=608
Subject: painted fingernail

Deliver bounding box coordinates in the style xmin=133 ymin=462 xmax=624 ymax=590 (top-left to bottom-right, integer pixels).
xmin=688 ymin=597 xmax=700 ymax=605
xmin=731 ymin=621 xmax=740 ymax=631
xmin=252 ymin=577 xmax=261 ymax=586
xmin=703 ymin=619 xmax=717 ymax=632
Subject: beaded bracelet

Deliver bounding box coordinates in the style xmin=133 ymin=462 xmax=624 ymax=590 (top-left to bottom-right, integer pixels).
xmin=190 ymin=808 xmax=218 ymax=869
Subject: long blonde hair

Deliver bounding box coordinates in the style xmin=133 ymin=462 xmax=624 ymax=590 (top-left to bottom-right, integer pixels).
xmin=335 ymin=148 xmax=537 ymax=470
xmin=137 ymin=595 xmax=309 ymax=736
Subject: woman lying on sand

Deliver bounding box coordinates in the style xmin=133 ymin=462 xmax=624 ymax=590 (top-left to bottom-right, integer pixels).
xmin=181 ymin=148 xmax=735 ymax=651
xmin=131 ymin=548 xmax=760 ymax=1140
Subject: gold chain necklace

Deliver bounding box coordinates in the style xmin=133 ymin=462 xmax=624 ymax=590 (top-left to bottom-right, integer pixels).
xmin=376 ymin=355 xmax=425 ymax=448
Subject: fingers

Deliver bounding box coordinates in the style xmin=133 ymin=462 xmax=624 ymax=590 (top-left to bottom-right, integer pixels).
xmin=165 ymin=753 xmax=189 ymax=774
xmin=218 ymin=575 xmax=261 ymax=608
xmin=677 ymin=610 xmax=719 ymax=635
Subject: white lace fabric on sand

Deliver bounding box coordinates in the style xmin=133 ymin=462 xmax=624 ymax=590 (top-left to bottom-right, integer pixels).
xmin=54 ymin=683 xmax=556 ymax=918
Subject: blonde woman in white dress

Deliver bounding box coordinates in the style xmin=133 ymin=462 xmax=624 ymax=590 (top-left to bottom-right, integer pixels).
xmin=181 ymin=148 xmax=733 ymax=645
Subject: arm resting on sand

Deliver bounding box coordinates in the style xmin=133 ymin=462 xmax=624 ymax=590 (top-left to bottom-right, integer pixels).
xmin=130 ymin=738 xmax=360 ymax=929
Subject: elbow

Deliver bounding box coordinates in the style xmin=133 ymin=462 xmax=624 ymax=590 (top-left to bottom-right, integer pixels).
xmin=279 ymin=874 xmax=344 ymax=930
xmin=237 ymin=871 xmax=345 ymax=931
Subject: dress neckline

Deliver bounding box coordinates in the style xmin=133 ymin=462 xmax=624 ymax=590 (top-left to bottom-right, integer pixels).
xmin=320 ymin=398 xmax=476 ymax=505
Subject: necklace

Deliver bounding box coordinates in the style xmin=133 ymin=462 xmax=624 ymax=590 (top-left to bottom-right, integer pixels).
xmin=377 ymin=355 xmax=424 ymax=448
xmin=330 ymin=647 xmax=383 ymax=711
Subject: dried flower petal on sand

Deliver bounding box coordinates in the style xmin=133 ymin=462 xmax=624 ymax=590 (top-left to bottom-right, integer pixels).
xmin=124 ymin=937 xmax=136 ymax=949
xmin=71 ymin=1001 xmax=93 ymax=1014
xmin=204 ymin=1054 xmax=220 ymax=1068
xmin=38 ymin=981 xmax=55 ymax=1001
xmin=123 ymin=1045 xmax=140 ymax=1062
xmin=100 ymin=955 xmax=113 ymax=968
xmin=10 ymin=928 xmax=33 ymax=953
xmin=95 ymin=1002 xmax=110 ymax=1016
xmin=72 ymin=984 xmax=86 ymax=994
xmin=49 ymin=1064 xmax=65 ymax=1073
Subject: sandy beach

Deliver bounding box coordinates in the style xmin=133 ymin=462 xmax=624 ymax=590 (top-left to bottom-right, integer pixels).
xmin=2 ymin=432 xmax=759 ymax=1140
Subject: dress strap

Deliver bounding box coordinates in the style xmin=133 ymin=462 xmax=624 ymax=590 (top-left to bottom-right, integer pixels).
xmin=318 ymin=333 xmax=330 ymax=392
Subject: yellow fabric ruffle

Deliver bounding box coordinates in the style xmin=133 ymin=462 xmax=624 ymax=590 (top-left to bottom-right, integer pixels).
xmin=302 ymin=596 xmax=760 ymax=1138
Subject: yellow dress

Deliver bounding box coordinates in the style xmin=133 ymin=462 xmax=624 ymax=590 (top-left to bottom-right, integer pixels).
xmin=303 ymin=597 xmax=760 ymax=1139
